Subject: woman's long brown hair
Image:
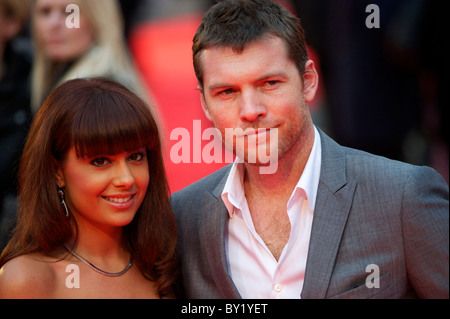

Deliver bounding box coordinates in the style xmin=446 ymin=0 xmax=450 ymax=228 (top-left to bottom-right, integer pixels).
xmin=0 ymin=77 xmax=180 ymax=297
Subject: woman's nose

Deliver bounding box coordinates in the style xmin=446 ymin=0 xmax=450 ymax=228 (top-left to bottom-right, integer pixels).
xmin=112 ymin=161 xmax=135 ymax=189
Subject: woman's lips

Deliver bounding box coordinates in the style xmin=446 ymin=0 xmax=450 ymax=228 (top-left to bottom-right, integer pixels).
xmin=102 ymin=194 xmax=136 ymax=209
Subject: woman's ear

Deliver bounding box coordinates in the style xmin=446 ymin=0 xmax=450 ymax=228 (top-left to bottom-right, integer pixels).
xmin=54 ymin=158 xmax=65 ymax=189
xmin=302 ymin=59 xmax=319 ymax=103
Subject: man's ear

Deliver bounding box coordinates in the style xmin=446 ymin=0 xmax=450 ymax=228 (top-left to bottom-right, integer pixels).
xmin=198 ymin=85 xmax=213 ymax=122
xmin=302 ymin=59 xmax=319 ymax=103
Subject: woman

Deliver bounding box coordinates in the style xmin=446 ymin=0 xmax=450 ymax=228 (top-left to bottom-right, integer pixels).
xmin=0 ymin=78 xmax=179 ymax=298
xmin=31 ymin=0 xmax=149 ymax=112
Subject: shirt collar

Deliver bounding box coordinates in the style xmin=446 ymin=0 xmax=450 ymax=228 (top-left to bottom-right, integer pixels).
xmin=222 ymin=161 xmax=245 ymax=218
xmin=222 ymin=126 xmax=322 ymax=218
xmin=289 ymin=126 xmax=321 ymax=211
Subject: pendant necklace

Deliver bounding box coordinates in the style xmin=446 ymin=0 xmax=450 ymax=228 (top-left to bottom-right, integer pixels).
xmin=63 ymin=243 xmax=132 ymax=277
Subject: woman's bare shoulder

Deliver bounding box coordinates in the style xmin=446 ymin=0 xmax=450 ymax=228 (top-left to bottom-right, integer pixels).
xmin=0 ymin=253 xmax=57 ymax=298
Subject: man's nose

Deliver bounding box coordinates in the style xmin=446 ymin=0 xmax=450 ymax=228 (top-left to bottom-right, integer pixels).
xmin=239 ymin=89 xmax=267 ymax=122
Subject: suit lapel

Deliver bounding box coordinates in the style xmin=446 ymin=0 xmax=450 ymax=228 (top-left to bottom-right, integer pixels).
xmin=198 ymin=167 xmax=242 ymax=298
xmin=194 ymin=130 xmax=356 ymax=299
xmin=301 ymin=129 xmax=357 ymax=299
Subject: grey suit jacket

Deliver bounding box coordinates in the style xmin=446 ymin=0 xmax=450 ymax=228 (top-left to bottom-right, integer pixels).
xmin=171 ymin=129 xmax=449 ymax=298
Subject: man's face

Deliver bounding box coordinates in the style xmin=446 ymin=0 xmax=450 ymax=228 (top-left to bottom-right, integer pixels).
xmin=199 ymin=35 xmax=318 ymax=167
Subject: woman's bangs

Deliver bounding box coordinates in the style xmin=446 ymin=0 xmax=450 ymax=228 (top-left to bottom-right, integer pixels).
xmin=71 ymin=92 xmax=157 ymax=158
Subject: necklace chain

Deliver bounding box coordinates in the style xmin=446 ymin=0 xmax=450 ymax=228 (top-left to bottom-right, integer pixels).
xmin=63 ymin=244 xmax=133 ymax=277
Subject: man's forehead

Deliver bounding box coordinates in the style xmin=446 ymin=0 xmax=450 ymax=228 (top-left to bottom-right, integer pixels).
xmin=201 ymin=37 xmax=291 ymax=77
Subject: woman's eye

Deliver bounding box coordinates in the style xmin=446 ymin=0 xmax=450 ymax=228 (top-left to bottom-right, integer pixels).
xmin=37 ymin=5 xmax=51 ymax=17
xmin=129 ymin=152 xmax=145 ymax=162
xmin=90 ymin=158 xmax=109 ymax=167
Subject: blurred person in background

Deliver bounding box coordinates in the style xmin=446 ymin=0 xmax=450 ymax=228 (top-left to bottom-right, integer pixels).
xmin=0 ymin=0 xmax=32 ymax=251
xmin=31 ymin=0 xmax=152 ymax=113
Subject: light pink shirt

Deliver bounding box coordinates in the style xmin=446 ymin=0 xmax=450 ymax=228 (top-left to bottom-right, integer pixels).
xmin=222 ymin=126 xmax=321 ymax=299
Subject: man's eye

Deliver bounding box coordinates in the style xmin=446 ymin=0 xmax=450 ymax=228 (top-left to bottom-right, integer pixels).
xmin=219 ymin=88 xmax=235 ymax=96
xmin=265 ymin=80 xmax=280 ymax=87
xmin=90 ymin=158 xmax=109 ymax=167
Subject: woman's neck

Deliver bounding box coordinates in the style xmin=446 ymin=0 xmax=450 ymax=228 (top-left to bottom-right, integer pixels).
xmin=66 ymin=218 xmax=129 ymax=269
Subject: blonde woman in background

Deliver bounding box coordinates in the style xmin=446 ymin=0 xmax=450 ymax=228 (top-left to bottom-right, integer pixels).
xmin=31 ymin=0 xmax=152 ymax=113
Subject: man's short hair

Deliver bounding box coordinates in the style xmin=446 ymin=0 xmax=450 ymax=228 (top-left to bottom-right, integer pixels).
xmin=193 ymin=0 xmax=309 ymax=89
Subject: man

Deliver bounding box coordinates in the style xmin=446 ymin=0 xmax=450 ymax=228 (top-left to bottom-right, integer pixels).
xmin=170 ymin=0 xmax=449 ymax=298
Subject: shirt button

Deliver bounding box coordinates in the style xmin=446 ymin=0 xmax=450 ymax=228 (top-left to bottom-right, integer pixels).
xmin=274 ymin=283 xmax=283 ymax=292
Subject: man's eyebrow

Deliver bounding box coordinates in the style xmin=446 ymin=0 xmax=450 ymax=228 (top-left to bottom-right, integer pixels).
xmin=207 ymin=82 xmax=234 ymax=92
xmin=255 ymin=72 xmax=289 ymax=82
xmin=207 ymin=72 xmax=289 ymax=92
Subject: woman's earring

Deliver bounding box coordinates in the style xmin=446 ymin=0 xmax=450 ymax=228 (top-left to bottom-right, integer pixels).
xmin=58 ymin=187 xmax=69 ymax=218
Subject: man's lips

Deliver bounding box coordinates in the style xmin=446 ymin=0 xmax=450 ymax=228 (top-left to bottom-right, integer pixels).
xmin=236 ymin=127 xmax=273 ymax=137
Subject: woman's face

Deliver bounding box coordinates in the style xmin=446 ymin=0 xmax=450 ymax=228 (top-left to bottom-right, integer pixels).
xmin=34 ymin=0 xmax=94 ymax=62
xmin=56 ymin=147 xmax=150 ymax=232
